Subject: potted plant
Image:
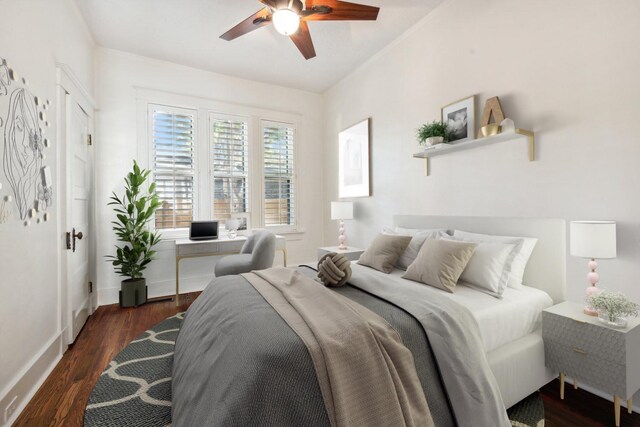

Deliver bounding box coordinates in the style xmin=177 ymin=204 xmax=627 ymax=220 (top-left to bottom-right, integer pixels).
xmin=107 ymin=161 xmax=162 ymax=308
xmin=589 ymin=291 xmax=639 ymax=328
xmin=417 ymin=121 xmax=450 ymax=147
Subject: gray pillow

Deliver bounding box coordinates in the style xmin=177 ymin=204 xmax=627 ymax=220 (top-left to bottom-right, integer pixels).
xmin=357 ymin=234 xmax=412 ymax=274
xmin=402 ymin=239 xmax=477 ymax=293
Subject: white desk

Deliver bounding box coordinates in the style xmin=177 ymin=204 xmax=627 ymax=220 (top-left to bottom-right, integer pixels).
xmin=174 ymin=235 xmax=287 ymax=305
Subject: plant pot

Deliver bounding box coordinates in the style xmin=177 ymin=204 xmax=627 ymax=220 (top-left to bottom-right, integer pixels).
xmin=120 ymin=278 xmax=147 ymax=308
xmin=424 ymin=136 xmax=444 ymax=147
xmin=597 ymin=311 xmax=627 ymax=328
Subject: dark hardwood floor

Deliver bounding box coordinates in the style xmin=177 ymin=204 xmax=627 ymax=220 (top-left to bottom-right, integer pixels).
xmin=14 ymin=292 xmax=640 ymax=427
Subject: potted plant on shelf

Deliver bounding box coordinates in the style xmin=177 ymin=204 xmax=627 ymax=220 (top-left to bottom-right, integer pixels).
xmin=589 ymin=290 xmax=639 ymax=328
xmin=107 ymin=161 xmax=162 ymax=308
xmin=417 ymin=121 xmax=450 ymax=148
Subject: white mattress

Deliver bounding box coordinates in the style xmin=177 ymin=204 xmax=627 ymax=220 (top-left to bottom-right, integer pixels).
xmin=382 ymin=268 xmax=554 ymax=352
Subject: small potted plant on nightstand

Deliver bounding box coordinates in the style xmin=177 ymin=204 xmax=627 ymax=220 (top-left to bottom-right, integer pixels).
xmin=417 ymin=121 xmax=450 ymax=148
xmin=589 ymin=291 xmax=639 ymax=328
xmin=107 ymin=161 xmax=162 ymax=308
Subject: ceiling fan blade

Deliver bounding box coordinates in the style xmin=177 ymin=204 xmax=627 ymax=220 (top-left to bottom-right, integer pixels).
xmin=220 ymin=8 xmax=272 ymax=41
xmin=304 ymin=0 xmax=379 ymax=21
xmin=258 ymin=0 xmax=278 ymax=8
xmin=290 ymin=21 xmax=316 ymax=60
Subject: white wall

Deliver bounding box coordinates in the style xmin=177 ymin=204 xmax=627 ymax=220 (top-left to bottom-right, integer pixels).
xmin=323 ymin=0 xmax=640 ymax=304
xmin=95 ymin=48 xmax=324 ymax=305
xmin=0 ymin=0 xmax=94 ymax=424
xmin=323 ymin=0 xmax=640 ymax=407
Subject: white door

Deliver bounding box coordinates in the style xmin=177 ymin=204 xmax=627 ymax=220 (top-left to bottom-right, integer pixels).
xmin=66 ymin=95 xmax=92 ymax=344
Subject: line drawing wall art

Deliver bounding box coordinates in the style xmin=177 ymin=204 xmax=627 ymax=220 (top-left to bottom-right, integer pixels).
xmin=3 ymin=87 xmax=44 ymax=219
xmin=0 ymin=55 xmax=53 ymax=226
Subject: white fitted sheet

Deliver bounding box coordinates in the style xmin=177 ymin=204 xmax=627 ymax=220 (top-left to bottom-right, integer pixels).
xmin=383 ymin=268 xmax=554 ymax=352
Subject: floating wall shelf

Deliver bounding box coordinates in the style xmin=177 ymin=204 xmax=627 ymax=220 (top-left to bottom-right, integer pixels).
xmin=413 ymin=129 xmax=535 ymax=176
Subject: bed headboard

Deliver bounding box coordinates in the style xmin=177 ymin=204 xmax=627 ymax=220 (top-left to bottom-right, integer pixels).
xmin=393 ymin=215 xmax=566 ymax=303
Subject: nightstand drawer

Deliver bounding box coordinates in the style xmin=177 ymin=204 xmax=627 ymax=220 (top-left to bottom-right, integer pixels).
xmin=545 ymin=339 xmax=626 ymax=396
xmin=542 ymin=311 xmax=625 ymax=365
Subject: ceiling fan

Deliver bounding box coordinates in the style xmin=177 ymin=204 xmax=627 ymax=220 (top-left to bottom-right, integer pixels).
xmin=220 ymin=0 xmax=380 ymax=60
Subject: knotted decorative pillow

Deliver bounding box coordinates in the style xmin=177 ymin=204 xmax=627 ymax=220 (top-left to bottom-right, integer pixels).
xmin=317 ymin=252 xmax=352 ymax=287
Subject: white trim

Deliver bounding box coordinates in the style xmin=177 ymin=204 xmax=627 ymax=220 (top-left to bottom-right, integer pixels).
xmin=0 ymin=332 xmax=65 ymax=427
xmin=56 ymin=63 xmax=96 ymax=113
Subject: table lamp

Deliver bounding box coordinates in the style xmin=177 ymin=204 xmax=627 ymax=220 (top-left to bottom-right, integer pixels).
xmin=331 ymin=201 xmax=353 ymax=250
xmin=570 ymin=221 xmax=617 ymax=315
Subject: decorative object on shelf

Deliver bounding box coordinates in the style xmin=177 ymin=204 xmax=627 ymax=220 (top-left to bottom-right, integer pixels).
xmin=0 ymin=55 xmax=53 ymax=225
xmin=231 ymin=212 xmax=250 ymax=235
xmin=479 ymin=96 xmax=505 ymax=126
xmin=500 ymin=118 xmax=516 ymax=133
xmin=479 ymin=123 xmax=501 ymax=137
xmin=338 ymin=118 xmax=370 ymax=198
xmin=417 ymin=121 xmax=450 ymax=147
xmin=317 ymin=252 xmax=352 ymax=287
xmin=589 ymin=291 xmax=639 ymax=328
xmin=442 ymin=95 xmax=475 ymax=143
xmin=331 ymin=201 xmax=353 ymax=250
xmin=225 ymin=218 xmax=239 ymax=239
xmin=570 ymin=220 xmax=617 ymax=316
xmin=107 ymin=161 xmax=162 ymax=308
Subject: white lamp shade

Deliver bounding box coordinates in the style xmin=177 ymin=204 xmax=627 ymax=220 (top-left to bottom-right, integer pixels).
xmin=570 ymin=221 xmax=617 ymax=259
xmin=331 ymin=201 xmax=353 ymax=220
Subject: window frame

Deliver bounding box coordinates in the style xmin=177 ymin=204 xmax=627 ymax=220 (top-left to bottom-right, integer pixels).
xmin=139 ymin=89 xmax=302 ymax=239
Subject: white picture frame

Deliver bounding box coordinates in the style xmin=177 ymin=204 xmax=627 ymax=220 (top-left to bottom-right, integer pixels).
xmin=338 ymin=118 xmax=370 ymax=198
xmin=442 ymin=95 xmax=475 ymax=143
xmin=231 ymin=212 xmax=250 ymax=235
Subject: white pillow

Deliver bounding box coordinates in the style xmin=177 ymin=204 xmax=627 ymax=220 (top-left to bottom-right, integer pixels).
xmin=383 ymin=227 xmax=448 ymax=270
xmin=444 ymin=237 xmax=516 ymax=297
xmin=453 ymin=230 xmax=538 ymax=289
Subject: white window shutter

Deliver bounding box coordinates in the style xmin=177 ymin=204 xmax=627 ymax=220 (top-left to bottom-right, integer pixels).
xmin=262 ymin=121 xmax=296 ymax=227
xmin=211 ymin=115 xmax=250 ymax=220
xmin=150 ymin=105 xmax=196 ymax=230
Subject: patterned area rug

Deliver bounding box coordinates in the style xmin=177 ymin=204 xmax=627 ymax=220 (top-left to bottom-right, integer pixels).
xmin=84 ymin=313 xmax=544 ymax=426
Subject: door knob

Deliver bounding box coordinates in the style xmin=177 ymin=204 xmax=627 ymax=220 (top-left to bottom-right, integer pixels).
xmin=66 ymin=228 xmax=84 ymax=252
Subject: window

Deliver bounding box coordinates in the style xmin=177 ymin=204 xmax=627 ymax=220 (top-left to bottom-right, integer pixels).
xmin=149 ymin=105 xmax=196 ymax=230
xmin=211 ymin=115 xmax=249 ymax=221
xmin=262 ymin=121 xmax=296 ymax=227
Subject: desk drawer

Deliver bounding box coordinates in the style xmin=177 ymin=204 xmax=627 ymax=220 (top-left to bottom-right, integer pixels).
xmin=542 ymin=311 xmax=625 ymax=365
xmin=544 ymin=339 xmax=625 ymax=396
xmin=178 ymin=243 xmax=219 ymax=256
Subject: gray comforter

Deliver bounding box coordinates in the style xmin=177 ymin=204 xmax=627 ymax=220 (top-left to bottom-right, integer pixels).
xmin=173 ymin=265 xmax=509 ymax=426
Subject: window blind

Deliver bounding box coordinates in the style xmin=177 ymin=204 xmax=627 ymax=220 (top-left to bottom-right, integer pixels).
xmin=150 ymin=105 xmax=196 ymax=230
xmin=262 ymin=121 xmax=295 ymax=227
xmin=211 ymin=116 xmax=249 ymax=220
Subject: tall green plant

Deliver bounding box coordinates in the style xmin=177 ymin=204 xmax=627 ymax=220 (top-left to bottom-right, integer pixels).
xmin=107 ymin=161 xmax=162 ymax=280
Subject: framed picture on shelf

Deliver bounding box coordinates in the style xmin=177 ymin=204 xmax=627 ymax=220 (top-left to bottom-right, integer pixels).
xmin=442 ymin=95 xmax=475 ymax=143
xmin=338 ymin=118 xmax=371 ymax=198
xmin=231 ymin=212 xmax=250 ymax=234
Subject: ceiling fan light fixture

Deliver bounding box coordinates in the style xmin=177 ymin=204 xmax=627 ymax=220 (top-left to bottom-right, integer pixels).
xmin=272 ymin=8 xmax=300 ymax=36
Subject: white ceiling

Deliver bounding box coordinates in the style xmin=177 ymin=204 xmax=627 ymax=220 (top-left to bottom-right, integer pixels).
xmin=75 ymin=0 xmax=443 ymax=93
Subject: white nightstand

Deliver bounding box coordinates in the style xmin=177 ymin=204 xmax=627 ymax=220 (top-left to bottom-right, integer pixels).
xmin=317 ymin=246 xmax=364 ymax=262
xmin=542 ymin=301 xmax=640 ymax=426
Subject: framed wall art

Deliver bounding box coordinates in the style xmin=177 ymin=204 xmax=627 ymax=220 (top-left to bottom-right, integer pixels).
xmin=338 ymin=118 xmax=370 ymax=198
xmin=442 ymin=95 xmax=475 ymax=143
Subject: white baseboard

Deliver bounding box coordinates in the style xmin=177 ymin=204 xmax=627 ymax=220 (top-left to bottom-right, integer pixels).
xmin=0 ymin=330 xmax=65 ymax=426
xmin=97 ymin=274 xmax=213 ymax=306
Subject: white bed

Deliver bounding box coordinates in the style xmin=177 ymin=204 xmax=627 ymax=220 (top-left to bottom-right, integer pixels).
xmin=390 ymin=215 xmax=566 ymax=409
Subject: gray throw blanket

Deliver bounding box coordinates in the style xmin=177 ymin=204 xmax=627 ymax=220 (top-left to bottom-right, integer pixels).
xmin=242 ymin=268 xmax=434 ymax=427
xmin=173 ymin=265 xmax=507 ymax=426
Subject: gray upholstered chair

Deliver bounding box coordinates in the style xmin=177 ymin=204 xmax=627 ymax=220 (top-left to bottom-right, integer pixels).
xmin=214 ymin=230 xmax=276 ymax=277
